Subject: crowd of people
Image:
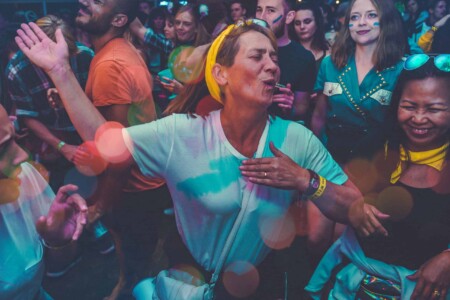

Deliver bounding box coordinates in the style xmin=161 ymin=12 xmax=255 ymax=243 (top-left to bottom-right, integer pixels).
xmin=1 ymin=0 xmax=450 ymax=299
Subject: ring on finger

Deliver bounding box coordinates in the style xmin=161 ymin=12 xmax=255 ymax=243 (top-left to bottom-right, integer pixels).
xmin=433 ymin=290 xmax=441 ymax=297
xmin=264 ymin=172 xmax=267 ymax=178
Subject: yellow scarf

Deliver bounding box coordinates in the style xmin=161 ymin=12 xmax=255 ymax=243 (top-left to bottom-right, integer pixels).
xmin=390 ymin=142 xmax=449 ymax=183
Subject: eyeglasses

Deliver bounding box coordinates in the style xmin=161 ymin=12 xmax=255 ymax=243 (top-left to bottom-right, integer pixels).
xmin=404 ymin=54 xmax=450 ymax=72
xmin=235 ymin=18 xmax=269 ymax=29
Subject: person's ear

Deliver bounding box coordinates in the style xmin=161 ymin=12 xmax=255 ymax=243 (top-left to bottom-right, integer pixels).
xmin=212 ymin=63 xmax=228 ymax=86
xmin=112 ymin=14 xmax=128 ymax=28
xmin=285 ymin=10 xmax=295 ymax=25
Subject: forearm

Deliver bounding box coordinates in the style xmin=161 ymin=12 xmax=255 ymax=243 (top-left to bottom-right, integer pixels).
xmin=308 ymin=179 xmax=362 ymax=224
xmin=47 ymin=64 xmax=105 ymax=141
xmin=23 ymin=117 xmax=62 ymax=149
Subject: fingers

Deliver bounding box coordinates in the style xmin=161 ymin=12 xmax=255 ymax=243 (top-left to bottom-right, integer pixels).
xmin=55 ymin=184 xmax=79 ymax=203
xmin=16 ymin=28 xmax=35 ymax=49
xmin=410 ymin=273 xmax=425 ymax=300
xmin=439 ymin=287 xmax=448 ymax=300
xmin=54 ymin=28 xmax=65 ymax=45
xmin=21 ymin=23 xmax=40 ymax=45
xmin=66 ymin=193 xmax=87 ymax=240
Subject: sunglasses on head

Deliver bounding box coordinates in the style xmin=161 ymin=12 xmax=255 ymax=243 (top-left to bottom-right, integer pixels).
xmin=235 ymin=18 xmax=270 ymax=29
xmin=404 ymin=54 xmax=450 ymax=72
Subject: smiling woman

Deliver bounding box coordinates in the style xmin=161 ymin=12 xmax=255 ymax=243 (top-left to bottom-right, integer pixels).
xmin=306 ymin=54 xmax=450 ymax=300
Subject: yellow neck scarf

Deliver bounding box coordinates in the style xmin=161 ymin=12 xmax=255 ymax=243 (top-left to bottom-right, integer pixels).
xmin=390 ymin=142 xmax=449 ymax=183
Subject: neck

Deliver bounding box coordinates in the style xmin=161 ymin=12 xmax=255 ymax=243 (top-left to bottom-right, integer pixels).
xmin=91 ymin=30 xmax=123 ymax=52
xmin=277 ymin=29 xmax=291 ymax=47
xmin=301 ymin=39 xmax=313 ymax=51
xmin=355 ymin=43 xmax=376 ymax=65
xmin=221 ymin=106 xmax=268 ymax=156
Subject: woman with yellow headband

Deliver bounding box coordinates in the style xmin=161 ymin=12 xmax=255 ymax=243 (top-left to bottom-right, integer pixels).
xmin=306 ymin=55 xmax=450 ymax=300
xmin=16 ymin=20 xmax=386 ymax=299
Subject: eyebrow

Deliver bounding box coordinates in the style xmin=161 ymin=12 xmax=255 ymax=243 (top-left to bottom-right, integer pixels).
xmin=400 ymin=99 xmax=449 ymax=106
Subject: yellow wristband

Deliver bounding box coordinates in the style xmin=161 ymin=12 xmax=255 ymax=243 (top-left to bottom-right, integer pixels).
xmin=309 ymin=175 xmax=326 ymax=201
xmin=431 ymin=26 xmax=438 ymax=32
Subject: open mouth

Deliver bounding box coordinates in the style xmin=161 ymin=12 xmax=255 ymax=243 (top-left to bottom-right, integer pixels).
xmin=356 ymin=30 xmax=370 ymax=35
xmin=409 ymin=126 xmax=432 ymax=136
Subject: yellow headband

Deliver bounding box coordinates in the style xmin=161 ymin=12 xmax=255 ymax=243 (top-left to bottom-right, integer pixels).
xmin=205 ymin=24 xmax=236 ymax=104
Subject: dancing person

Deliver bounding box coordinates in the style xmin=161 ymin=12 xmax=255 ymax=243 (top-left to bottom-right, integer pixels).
xmin=306 ymin=54 xmax=450 ymax=300
xmin=309 ymin=0 xmax=406 ymax=260
xmin=15 ymin=20 xmax=387 ymax=299
xmin=0 ymin=104 xmax=87 ymax=299
xmin=6 ymin=15 xmax=94 ymax=192
xmin=66 ymin=0 xmax=172 ymax=298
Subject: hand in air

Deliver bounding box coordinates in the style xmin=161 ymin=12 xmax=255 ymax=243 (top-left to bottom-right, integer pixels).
xmin=36 ymin=184 xmax=87 ymax=246
xmin=15 ymin=22 xmax=70 ymax=75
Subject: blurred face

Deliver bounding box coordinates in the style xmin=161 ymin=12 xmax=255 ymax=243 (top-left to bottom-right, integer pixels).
xmin=230 ymin=3 xmax=246 ymax=22
xmin=349 ymin=0 xmax=380 ymax=46
xmin=139 ymin=2 xmax=151 ymax=15
xmin=164 ymin=19 xmax=176 ymax=41
xmin=0 ymin=109 xmax=28 ymax=181
xmin=431 ymin=0 xmax=447 ymax=20
xmin=256 ymin=0 xmax=289 ymax=38
xmin=294 ymin=9 xmax=317 ymax=42
xmin=221 ymin=31 xmax=280 ymax=107
xmin=76 ymin=0 xmax=116 ymax=36
xmin=406 ymin=0 xmax=419 ymax=15
xmin=153 ymin=15 xmax=165 ymax=31
xmin=175 ymin=11 xmax=197 ymax=43
xmin=398 ymin=77 xmax=450 ymax=151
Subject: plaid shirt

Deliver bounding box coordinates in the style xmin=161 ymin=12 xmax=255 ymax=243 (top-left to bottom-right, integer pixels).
xmin=5 ymin=43 xmax=94 ymax=131
xmin=143 ymin=27 xmax=174 ymax=56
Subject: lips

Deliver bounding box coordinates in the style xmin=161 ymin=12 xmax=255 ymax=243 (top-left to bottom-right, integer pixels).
xmin=356 ymin=30 xmax=370 ymax=35
xmin=78 ymin=4 xmax=90 ymax=16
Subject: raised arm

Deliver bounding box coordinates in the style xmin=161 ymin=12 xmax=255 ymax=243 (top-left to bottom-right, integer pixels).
xmin=15 ymin=23 xmax=104 ymax=141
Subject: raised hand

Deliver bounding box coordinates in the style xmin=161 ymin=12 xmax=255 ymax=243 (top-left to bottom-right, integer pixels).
xmin=15 ymin=22 xmax=70 ymax=75
xmin=35 ymin=184 xmax=87 ymax=246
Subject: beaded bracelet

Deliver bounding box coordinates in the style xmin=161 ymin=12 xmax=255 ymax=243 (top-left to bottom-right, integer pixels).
xmin=41 ymin=238 xmax=73 ymax=250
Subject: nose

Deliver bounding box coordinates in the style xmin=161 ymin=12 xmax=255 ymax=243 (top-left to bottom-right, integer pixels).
xmin=79 ymin=0 xmax=88 ymax=5
xmin=264 ymin=56 xmax=278 ymax=74
xmin=411 ymin=110 xmax=428 ymax=124
xmin=257 ymin=9 xmax=268 ymax=22
xmin=357 ymin=15 xmax=368 ymax=26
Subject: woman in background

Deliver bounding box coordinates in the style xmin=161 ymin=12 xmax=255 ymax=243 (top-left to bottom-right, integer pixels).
xmin=306 ymin=54 xmax=450 ymax=300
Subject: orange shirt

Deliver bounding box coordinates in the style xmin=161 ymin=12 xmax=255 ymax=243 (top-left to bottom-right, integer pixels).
xmin=86 ymin=38 xmax=164 ymax=192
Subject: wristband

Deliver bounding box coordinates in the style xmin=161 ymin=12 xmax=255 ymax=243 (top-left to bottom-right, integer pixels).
xmin=57 ymin=141 xmax=66 ymax=151
xmin=302 ymin=170 xmax=327 ymax=201
xmin=41 ymin=238 xmax=73 ymax=250
xmin=431 ymin=26 xmax=438 ymax=32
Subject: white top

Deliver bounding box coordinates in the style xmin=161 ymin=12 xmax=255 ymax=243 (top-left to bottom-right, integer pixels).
xmin=0 ymin=163 xmax=53 ymax=300
xmin=123 ymin=110 xmax=347 ymax=271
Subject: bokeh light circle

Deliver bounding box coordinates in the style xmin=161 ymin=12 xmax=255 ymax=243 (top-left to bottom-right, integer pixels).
xmin=223 ymin=261 xmax=259 ymax=298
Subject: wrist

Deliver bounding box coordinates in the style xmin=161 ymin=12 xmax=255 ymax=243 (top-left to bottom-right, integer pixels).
xmin=57 ymin=140 xmax=66 ymax=152
xmin=42 ymin=238 xmax=73 ymax=250
xmin=301 ymin=169 xmax=327 ymax=201
xmin=431 ymin=25 xmax=438 ymax=32
xmin=48 ymin=62 xmax=72 ymax=81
